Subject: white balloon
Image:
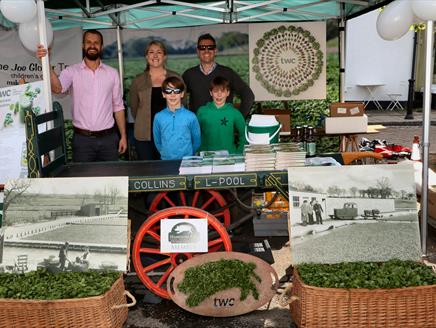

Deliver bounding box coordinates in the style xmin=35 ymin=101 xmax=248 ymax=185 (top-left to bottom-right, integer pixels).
xmin=18 ymin=17 xmax=53 ymax=52
xmin=376 ymin=0 xmax=414 ymax=41
xmin=412 ymin=0 xmax=436 ymax=22
xmin=0 ymin=0 xmax=37 ymax=23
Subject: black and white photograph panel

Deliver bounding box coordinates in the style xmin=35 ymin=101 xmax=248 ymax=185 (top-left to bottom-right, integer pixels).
xmin=0 ymin=177 xmax=128 ymax=273
xmin=287 ymin=164 xmax=421 ymax=264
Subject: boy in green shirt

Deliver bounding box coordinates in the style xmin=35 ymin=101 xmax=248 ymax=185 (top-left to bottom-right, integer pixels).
xmin=196 ymin=77 xmax=246 ymax=154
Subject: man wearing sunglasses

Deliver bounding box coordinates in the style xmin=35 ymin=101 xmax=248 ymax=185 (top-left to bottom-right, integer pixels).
xmin=182 ymin=34 xmax=254 ymax=117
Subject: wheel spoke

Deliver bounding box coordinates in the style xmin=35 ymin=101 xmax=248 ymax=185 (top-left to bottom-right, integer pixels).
xmin=143 ymin=258 xmax=171 ymax=273
xmin=157 ymin=265 xmax=175 ymax=287
xmin=211 ymin=211 xmax=224 ymax=218
xmin=192 ymin=191 xmax=200 ymax=207
xmin=208 ymin=238 xmax=223 ymax=248
xmin=200 ymin=196 xmax=215 ymax=210
xmin=163 ymin=195 xmax=177 ymax=207
xmin=140 ymin=247 xmax=165 ymax=255
xmin=146 ymin=229 xmax=161 ymax=241
xmin=179 ymin=191 xmax=187 ymax=206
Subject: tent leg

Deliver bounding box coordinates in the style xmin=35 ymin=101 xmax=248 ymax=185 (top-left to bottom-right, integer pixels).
xmin=405 ymin=32 xmax=418 ymax=120
xmin=420 ymin=20 xmax=434 ymax=258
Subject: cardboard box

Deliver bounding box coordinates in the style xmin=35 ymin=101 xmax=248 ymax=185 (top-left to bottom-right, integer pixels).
xmin=330 ymin=102 xmax=364 ymax=117
xmin=325 ymin=114 xmax=368 ymax=134
xmin=261 ymin=109 xmax=291 ymax=132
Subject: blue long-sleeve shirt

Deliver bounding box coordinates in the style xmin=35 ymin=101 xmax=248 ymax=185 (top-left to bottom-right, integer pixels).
xmin=153 ymin=106 xmax=201 ymax=160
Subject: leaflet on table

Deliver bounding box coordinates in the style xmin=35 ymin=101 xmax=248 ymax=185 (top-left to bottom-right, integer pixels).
xmin=179 ymin=153 xmax=245 ymax=174
xmin=0 ymin=81 xmax=45 ymax=184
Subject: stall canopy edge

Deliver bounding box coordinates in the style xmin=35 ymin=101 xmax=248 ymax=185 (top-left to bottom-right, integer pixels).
xmin=0 ymin=0 xmax=388 ymax=30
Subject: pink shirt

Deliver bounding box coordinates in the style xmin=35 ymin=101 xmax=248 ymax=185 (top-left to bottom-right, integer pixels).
xmin=59 ymin=61 xmax=124 ymax=131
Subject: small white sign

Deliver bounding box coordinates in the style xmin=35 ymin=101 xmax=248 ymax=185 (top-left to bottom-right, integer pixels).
xmin=349 ymin=107 xmax=360 ymax=115
xmin=160 ymin=218 xmax=208 ymax=253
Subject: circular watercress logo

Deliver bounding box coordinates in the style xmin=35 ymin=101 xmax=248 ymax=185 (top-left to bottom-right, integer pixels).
xmin=252 ymin=25 xmax=323 ymax=97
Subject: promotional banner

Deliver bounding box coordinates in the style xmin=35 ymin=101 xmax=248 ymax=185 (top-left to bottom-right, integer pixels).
xmin=100 ymin=24 xmax=249 ymax=94
xmin=0 ymin=81 xmax=45 ymax=184
xmin=249 ymin=22 xmax=326 ymax=101
xmin=0 ymin=28 xmax=82 ymax=118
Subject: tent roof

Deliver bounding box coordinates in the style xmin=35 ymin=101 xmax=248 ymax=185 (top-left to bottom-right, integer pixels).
xmin=39 ymin=0 xmax=390 ymax=30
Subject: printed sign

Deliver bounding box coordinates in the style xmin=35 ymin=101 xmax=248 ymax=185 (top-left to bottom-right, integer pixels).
xmin=160 ymin=219 xmax=208 ymax=253
xmin=194 ymin=173 xmax=257 ymax=189
xmin=0 ymin=28 xmax=82 ymax=119
xmin=249 ymin=22 xmax=326 ymax=101
xmin=167 ymin=252 xmax=278 ymax=317
xmin=0 ymin=81 xmax=45 ymax=183
xmin=129 ymin=177 xmax=187 ymax=192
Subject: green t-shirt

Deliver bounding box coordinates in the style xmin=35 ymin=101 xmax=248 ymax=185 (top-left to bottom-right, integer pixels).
xmin=196 ymin=102 xmax=246 ymax=154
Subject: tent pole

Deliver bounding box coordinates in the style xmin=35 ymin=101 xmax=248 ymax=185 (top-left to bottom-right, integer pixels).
xmin=405 ymin=31 xmax=417 ymax=120
xmin=116 ymin=26 xmax=124 ymax=92
xmin=37 ymin=0 xmax=53 ymax=113
xmin=420 ymin=20 xmax=433 ymax=258
xmin=339 ymin=3 xmax=345 ymax=103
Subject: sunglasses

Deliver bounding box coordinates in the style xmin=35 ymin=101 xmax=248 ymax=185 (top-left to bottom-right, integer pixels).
xmin=163 ymin=88 xmax=182 ymax=95
xmin=197 ymin=45 xmax=216 ymax=51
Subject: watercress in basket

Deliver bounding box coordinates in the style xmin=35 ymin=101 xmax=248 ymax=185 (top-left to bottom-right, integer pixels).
xmin=297 ymin=259 xmax=436 ymax=289
xmin=0 ymin=269 xmax=121 ymax=300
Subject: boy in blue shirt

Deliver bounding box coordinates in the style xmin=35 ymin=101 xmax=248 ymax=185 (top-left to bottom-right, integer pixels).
xmin=153 ymin=76 xmax=201 ymax=160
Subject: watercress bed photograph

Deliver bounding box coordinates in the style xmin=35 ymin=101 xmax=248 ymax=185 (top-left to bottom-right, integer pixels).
xmin=0 ymin=177 xmax=128 ymax=273
xmin=287 ymin=164 xmax=421 ymax=264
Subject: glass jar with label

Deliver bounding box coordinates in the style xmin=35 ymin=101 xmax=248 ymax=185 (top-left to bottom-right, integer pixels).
xmin=306 ymin=126 xmax=316 ymax=157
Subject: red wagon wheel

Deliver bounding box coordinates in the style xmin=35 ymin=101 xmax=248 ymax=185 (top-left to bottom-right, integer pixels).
xmin=149 ymin=190 xmax=231 ymax=227
xmin=132 ymin=206 xmax=232 ymax=299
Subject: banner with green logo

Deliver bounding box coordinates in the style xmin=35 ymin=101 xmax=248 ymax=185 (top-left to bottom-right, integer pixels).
xmin=249 ymin=22 xmax=326 ymax=101
xmin=0 ymin=81 xmax=45 ymax=184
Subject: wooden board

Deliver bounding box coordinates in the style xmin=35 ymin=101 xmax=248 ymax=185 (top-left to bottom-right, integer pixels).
xmin=367 ymin=124 xmax=386 ymax=133
xmin=167 ymin=251 xmax=278 ymax=317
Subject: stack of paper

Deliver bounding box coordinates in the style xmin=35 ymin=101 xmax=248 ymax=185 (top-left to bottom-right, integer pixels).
xmin=273 ymin=143 xmax=306 ymax=169
xmin=244 ymin=145 xmax=276 ymax=171
xmin=179 ymin=156 xmax=212 ymax=175
xmin=275 ymin=151 xmax=307 ymax=170
xmin=244 ymin=143 xmax=307 ymax=171
xmin=212 ymin=154 xmax=245 ymax=173
xmin=179 ymin=151 xmax=245 ymax=175
xmin=200 ymin=150 xmax=229 ymax=158
xmin=212 ymin=157 xmax=236 ymax=173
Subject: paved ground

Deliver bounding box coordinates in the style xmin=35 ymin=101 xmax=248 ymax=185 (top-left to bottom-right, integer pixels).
xmin=360 ymin=109 xmax=436 ymax=153
xmin=124 ymin=109 xmax=436 ymax=328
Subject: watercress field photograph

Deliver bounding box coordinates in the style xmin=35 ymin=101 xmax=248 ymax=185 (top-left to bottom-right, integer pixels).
xmin=287 ymin=164 xmax=421 ymax=264
xmin=0 ymin=177 xmax=129 ymax=273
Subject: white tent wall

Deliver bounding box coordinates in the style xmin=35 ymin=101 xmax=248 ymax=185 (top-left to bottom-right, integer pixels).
xmin=344 ymin=8 xmax=414 ymax=104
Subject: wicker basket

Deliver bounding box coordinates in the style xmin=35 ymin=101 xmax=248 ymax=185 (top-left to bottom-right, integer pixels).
xmin=0 ymin=276 xmax=135 ymax=328
xmin=290 ymin=269 xmax=436 ymax=328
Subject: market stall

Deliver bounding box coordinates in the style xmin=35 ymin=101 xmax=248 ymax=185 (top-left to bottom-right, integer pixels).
xmin=1 ymin=1 xmax=435 ymax=326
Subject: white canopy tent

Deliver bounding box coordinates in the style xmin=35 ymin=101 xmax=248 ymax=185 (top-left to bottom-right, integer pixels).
xmin=3 ymin=0 xmax=433 ymax=256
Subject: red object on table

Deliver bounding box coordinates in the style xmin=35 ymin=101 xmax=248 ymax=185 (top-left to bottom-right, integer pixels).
xmin=373 ymin=144 xmax=412 ymax=159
